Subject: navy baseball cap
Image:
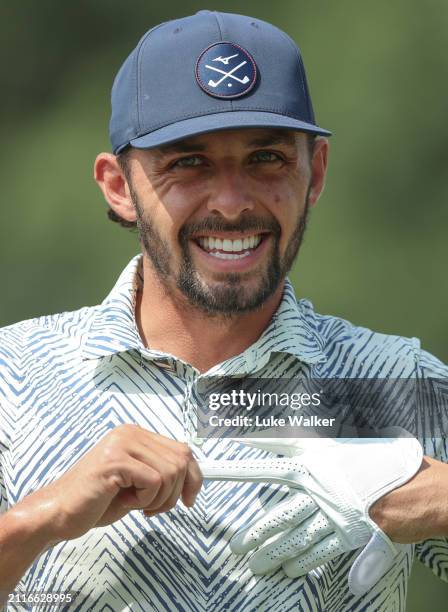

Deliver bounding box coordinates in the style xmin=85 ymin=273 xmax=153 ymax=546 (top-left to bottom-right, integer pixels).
xmin=109 ymin=10 xmax=331 ymax=154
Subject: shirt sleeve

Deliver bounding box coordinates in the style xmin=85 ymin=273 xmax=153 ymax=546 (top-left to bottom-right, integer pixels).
xmin=0 ymin=445 xmax=8 ymax=514
xmin=0 ymin=330 xmax=18 ymax=515
xmin=413 ymin=345 xmax=448 ymax=582
xmin=0 ymin=393 xmax=14 ymax=515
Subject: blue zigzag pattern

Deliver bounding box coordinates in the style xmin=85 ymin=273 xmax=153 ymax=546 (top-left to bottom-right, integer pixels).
xmin=1 ymin=254 xmax=447 ymax=611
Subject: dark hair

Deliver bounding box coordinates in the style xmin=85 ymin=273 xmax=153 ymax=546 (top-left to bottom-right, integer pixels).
xmin=107 ymin=133 xmax=318 ymax=230
xmin=306 ymin=133 xmax=317 ymax=158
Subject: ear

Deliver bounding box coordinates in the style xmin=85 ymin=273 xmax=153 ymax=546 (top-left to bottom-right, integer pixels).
xmin=94 ymin=153 xmax=137 ymax=222
xmin=308 ymin=137 xmax=329 ymax=207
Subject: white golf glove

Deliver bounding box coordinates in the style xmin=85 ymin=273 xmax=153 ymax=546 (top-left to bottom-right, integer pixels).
xmin=199 ymin=433 xmax=422 ymax=595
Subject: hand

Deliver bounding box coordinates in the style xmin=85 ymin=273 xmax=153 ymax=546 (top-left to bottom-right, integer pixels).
xmin=200 ymin=435 xmax=423 ymax=595
xmin=370 ymin=455 xmax=448 ymax=542
xmin=12 ymin=424 xmax=202 ymax=545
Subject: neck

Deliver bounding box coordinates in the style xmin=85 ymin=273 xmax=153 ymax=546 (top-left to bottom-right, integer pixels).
xmin=135 ymin=256 xmax=284 ymax=373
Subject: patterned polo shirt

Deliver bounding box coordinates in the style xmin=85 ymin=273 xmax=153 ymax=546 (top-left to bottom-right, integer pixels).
xmin=0 ymin=254 xmax=447 ymax=611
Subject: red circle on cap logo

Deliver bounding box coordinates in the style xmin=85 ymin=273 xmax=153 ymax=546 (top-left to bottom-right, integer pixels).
xmin=195 ymin=42 xmax=257 ymax=99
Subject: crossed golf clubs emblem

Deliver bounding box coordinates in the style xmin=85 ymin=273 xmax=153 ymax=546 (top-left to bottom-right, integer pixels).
xmin=206 ymin=54 xmax=250 ymax=88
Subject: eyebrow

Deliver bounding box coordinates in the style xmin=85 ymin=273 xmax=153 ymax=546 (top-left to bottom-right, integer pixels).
xmin=154 ymin=141 xmax=207 ymax=158
xmin=246 ymin=131 xmax=298 ymax=148
xmin=153 ymin=130 xmax=298 ymax=158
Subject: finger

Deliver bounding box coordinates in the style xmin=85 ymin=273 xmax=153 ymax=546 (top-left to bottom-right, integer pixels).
xmin=119 ymin=486 xmax=157 ymax=509
xmin=136 ymin=437 xmax=197 ymax=507
xmin=144 ymin=460 xmax=187 ymax=514
xmin=348 ymin=532 xmax=399 ymax=596
xmin=282 ymin=534 xmax=346 ymax=577
xmin=111 ymin=457 xmax=163 ymax=508
xmin=230 ymin=492 xmax=317 ymax=554
xmin=182 ymin=457 xmax=203 ymax=507
xmin=199 ymin=458 xmax=307 ymax=488
xmin=130 ymin=443 xmax=186 ymax=508
xmin=145 ymin=453 xmax=202 ymax=513
xmin=248 ymin=512 xmax=334 ymax=574
xmin=137 ymin=429 xmax=191 ymax=455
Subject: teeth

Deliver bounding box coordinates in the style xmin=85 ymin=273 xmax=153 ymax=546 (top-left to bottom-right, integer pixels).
xmin=197 ymin=234 xmax=262 ymax=253
xmin=210 ymin=251 xmax=251 ymax=260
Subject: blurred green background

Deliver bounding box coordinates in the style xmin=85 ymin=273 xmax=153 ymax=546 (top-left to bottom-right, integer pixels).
xmin=1 ymin=1 xmax=446 ymax=608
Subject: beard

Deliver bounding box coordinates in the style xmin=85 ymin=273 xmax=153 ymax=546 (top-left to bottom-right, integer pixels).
xmin=131 ymin=185 xmax=311 ymax=318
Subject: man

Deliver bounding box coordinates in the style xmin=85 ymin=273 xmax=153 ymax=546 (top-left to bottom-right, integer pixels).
xmin=0 ymin=9 xmax=447 ymax=611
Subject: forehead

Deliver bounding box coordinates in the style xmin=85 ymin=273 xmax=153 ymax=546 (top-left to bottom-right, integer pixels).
xmin=152 ymin=128 xmax=303 ymax=156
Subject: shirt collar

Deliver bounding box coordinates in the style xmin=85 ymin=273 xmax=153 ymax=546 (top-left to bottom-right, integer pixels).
xmin=81 ymin=255 xmax=327 ymax=368
xmin=235 ymin=280 xmax=327 ymax=373
xmin=81 ymin=255 xmax=145 ymax=359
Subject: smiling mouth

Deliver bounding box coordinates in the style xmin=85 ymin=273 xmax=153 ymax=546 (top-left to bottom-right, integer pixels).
xmin=193 ymin=233 xmax=267 ymax=260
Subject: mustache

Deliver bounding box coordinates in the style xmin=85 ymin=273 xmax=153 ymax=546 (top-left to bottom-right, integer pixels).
xmin=179 ymin=215 xmax=281 ymax=242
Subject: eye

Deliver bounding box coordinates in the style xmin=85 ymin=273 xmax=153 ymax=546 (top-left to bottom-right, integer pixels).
xmin=251 ymin=150 xmax=282 ymax=163
xmin=172 ymin=155 xmax=204 ymax=168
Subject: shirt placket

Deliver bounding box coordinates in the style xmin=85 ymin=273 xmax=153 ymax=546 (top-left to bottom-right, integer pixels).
xmin=179 ymin=363 xmax=203 ymax=446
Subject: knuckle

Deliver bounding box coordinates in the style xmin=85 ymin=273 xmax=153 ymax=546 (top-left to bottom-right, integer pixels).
xmin=104 ymin=424 xmax=141 ymax=448
xmin=100 ymin=444 xmax=121 ymax=464
xmin=135 ymin=489 xmax=156 ymax=507
xmin=115 ymin=423 xmax=140 ymax=437
xmin=145 ymin=431 xmax=160 ymax=442
xmin=174 ymin=456 xmax=188 ymax=472
xmin=166 ymin=465 xmax=179 ymax=484
xmin=148 ymin=471 xmax=162 ymax=490
xmin=180 ymin=443 xmax=193 ymax=460
xmin=105 ymin=427 xmax=125 ymax=446
xmin=121 ymin=423 xmax=142 ymax=436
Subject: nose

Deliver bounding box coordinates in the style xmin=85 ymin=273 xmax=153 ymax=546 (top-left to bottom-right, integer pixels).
xmin=207 ymin=167 xmax=255 ymax=220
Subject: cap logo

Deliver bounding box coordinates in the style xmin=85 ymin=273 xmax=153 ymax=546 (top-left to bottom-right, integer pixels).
xmin=195 ymin=42 xmax=257 ymax=99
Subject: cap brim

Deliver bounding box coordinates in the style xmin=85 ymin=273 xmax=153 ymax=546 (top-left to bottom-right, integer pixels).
xmin=128 ymin=111 xmax=331 ymax=151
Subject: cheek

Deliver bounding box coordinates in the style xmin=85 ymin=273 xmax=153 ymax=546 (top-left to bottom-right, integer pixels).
xmin=261 ymin=170 xmax=307 ymax=213
xmin=135 ymin=188 xmax=192 ymax=241
xmin=267 ymin=187 xmax=307 ymax=250
xmin=152 ymin=181 xmax=208 ymax=229
xmin=267 ymin=186 xmax=303 ymax=218
xmin=133 ymin=169 xmax=195 ymax=220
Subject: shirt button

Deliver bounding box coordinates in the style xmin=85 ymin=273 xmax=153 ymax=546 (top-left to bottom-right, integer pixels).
xmin=153 ymin=359 xmax=173 ymax=370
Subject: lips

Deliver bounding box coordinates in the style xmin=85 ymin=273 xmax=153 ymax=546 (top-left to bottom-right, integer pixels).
xmin=189 ymin=231 xmax=271 ymax=273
